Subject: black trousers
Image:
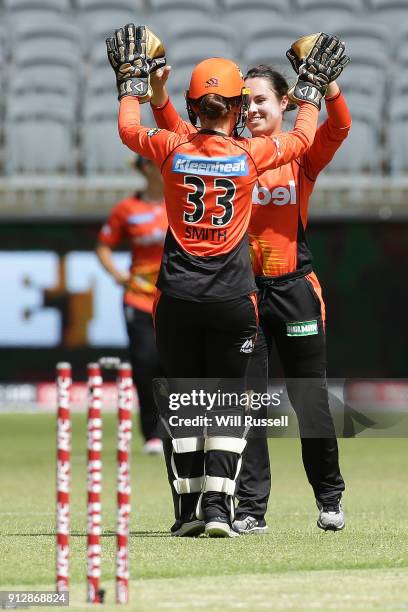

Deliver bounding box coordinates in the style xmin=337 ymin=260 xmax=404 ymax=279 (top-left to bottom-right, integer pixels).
xmin=236 ymin=274 xmax=345 ymax=519
xmin=154 ymin=292 xmax=258 ymax=521
xmin=124 ymin=304 xmax=161 ymax=442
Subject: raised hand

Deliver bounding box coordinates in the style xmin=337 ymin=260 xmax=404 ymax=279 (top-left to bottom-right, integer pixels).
xmin=106 ymin=24 xmax=166 ymax=102
xmin=286 ymin=33 xmax=350 ymax=109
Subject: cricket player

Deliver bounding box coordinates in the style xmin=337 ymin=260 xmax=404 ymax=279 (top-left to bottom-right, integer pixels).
xmin=148 ymin=33 xmax=350 ymax=533
xmin=105 ymin=24 xmax=335 ymax=536
xmin=96 ymin=155 xmax=167 ymax=454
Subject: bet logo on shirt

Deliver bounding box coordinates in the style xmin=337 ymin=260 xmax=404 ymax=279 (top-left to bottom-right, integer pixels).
xmin=252 ymin=180 xmax=296 ymax=207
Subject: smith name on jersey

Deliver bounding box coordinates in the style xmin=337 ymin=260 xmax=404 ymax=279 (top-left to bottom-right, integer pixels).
xmin=119 ymin=96 xmax=318 ymax=300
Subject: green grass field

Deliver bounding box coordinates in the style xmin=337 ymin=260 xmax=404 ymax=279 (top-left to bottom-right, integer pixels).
xmin=0 ymin=413 xmax=407 ymax=611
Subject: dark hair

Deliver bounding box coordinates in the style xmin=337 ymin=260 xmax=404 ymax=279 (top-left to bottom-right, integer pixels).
xmin=134 ymin=154 xmax=150 ymax=170
xmin=198 ymin=93 xmax=241 ymax=120
xmin=245 ymin=64 xmax=296 ymax=112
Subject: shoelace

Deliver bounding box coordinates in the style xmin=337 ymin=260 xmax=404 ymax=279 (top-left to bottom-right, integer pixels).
xmin=242 ymin=516 xmax=258 ymax=527
xmin=322 ymin=504 xmax=340 ymax=514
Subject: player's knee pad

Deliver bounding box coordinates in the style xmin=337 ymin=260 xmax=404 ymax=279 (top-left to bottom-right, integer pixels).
xmin=153 ymin=377 xmax=205 ymax=494
xmin=197 ymin=436 xmax=247 ymax=521
xmin=171 ymin=437 xmax=205 ymax=496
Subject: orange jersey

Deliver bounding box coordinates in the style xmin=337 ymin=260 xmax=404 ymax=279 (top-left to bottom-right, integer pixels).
xmin=153 ymin=92 xmax=351 ymax=305
xmin=119 ymin=97 xmax=318 ymax=300
xmin=98 ymin=195 xmax=167 ymax=312
xmin=248 ymin=91 xmax=352 ymax=277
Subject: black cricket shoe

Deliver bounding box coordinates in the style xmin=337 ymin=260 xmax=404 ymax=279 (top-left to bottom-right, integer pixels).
xmin=205 ymin=515 xmax=240 ymax=538
xmin=171 ymin=516 xmax=205 ymax=537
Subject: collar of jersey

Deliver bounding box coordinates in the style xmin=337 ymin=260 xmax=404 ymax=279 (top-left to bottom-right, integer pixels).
xmin=198 ymin=128 xmax=228 ymax=137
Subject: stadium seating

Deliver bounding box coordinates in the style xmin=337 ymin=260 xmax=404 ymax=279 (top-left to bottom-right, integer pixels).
xmin=293 ymin=0 xmax=365 ymax=29
xmin=332 ymin=22 xmax=390 ymax=65
xmin=81 ymin=95 xmax=132 ymax=174
xmin=148 ymin=0 xmax=218 ymax=13
xmin=323 ymin=92 xmax=381 ymax=174
xmin=5 ymin=95 xmax=76 ymax=173
xmin=76 ymin=1 xmax=146 ymax=40
xmin=86 ymin=67 xmax=116 ymax=98
xmin=167 ymin=65 xmax=193 ymax=95
xmin=389 ymin=98 xmax=408 ymax=174
xmin=0 ymin=0 xmax=406 ymax=180
xmin=323 ymin=119 xmax=381 ymax=174
xmin=222 ymin=7 xmax=288 ymax=31
xmin=388 ymin=70 xmax=408 ymax=174
xmin=338 ymin=64 xmax=383 ymax=97
xmin=5 ymin=5 xmax=74 ymax=32
xmin=367 ymin=0 xmax=408 ymax=30
xmin=9 ymin=72 xmax=77 ymax=103
xmin=12 ymin=21 xmax=81 ymax=70
xmin=76 ymin=0 xmax=144 ymax=12
xmin=238 ymin=22 xmax=308 ymax=74
xmin=0 ymin=24 xmax=4 ymax=72
xmin=222 ymin=0 xmax=288 ymax=12
xmin=167 ymin=23 xmax=236 ymax=68
xmin=4 ymin=0 xmax=70 ymax=11
xmin=85 ymin=14 xmax=152 ymax=60
xmin=395 ymin=28 xmax=408 ymax=64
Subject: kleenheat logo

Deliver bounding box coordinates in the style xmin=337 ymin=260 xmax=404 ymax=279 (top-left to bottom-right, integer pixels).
xmin=205 ymin=77 xmax=219 ymax=87
xmin=172 ymin=154 xmax=248 ymax=176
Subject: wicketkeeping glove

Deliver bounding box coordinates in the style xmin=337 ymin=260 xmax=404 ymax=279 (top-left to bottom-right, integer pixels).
xmin=106 ymin=24 xmax=166 ymax=102
xmin=286 ymin=33 xmax=350 ymax=109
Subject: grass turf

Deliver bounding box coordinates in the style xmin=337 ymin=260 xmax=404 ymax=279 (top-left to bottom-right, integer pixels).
xmin=0 ymin=413 xmax=407 ymax=610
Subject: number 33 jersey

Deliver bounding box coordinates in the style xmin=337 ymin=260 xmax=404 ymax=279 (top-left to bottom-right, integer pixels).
xmin=119 ymin=97 xmax=318 ymax=301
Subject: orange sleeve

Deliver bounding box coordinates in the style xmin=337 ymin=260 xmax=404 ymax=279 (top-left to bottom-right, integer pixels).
xmin=118 ymin=97 xmax=180 ymax=166
xmin=248 ymin=102 xmax=318 ymax=173
xmin=152 ymin=96 xmax=196 ymax=136
xmin=97 ymin=204 xmax=125 ymax=247
xmin=301 ymin=90 xmax=352 ymax=180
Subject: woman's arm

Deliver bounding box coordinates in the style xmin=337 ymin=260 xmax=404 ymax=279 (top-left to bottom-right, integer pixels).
xmin=118 ymin=97 xmax=180 ymax=164
xmin=96 ymin=243 xmax=130 ymax=287
xmin=300 ymin=82 xmax=352 ymax=180
xmin=150 ymin=67 xmax=196 ymax=136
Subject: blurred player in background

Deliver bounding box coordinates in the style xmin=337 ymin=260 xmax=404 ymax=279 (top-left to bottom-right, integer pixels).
xmin=106 ymin=24 xmax=323 ymax=537
xmin=96 ymin=155 xmax=167 ymax=454
xmin=149 ymin=34 xmax=350 ymax=533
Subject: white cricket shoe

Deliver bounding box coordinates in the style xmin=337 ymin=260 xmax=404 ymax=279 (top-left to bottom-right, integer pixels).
xmin=316 ymin=498 xmax=345 ymax=531
xmin=232 ymin=515 xmax=269 ymax=535
xmin=142 ymin=438 xmax=163 ymax=455
xmin=205 ymin=516 xmax=240 ymax=538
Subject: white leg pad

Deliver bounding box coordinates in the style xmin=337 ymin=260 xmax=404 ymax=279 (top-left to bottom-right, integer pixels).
xmin=172 ymin=437 xmax=204 ymax=454
xmin=173 ymin=476 xmax=204 ymax=495
xmin=202 ymin=475 xmax=236 ymax=496
xmin=204 ymin=437 xmax=247 ymax=454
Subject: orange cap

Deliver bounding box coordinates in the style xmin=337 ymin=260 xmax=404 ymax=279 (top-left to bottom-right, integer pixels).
xmin=187 ymin=57 xmax=245 ymax=100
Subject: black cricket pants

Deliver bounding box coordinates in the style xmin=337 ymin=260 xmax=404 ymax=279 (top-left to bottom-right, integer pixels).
xmin=154 ymin=292 xmax=258 ymax=521
xmin=124 ymin=304 xmax=161 ymax=442
xmin=236 ymin=273 xmax=345 ymax=519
